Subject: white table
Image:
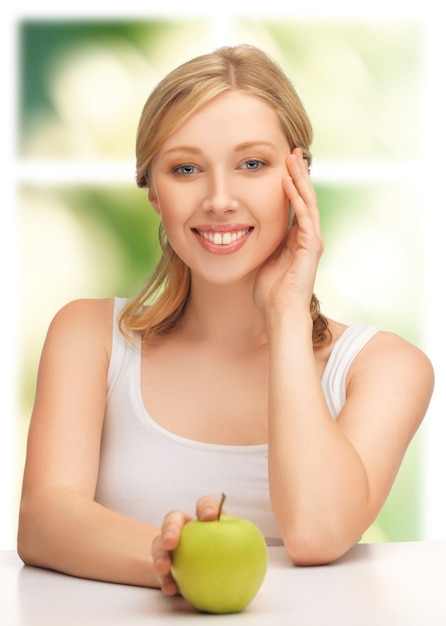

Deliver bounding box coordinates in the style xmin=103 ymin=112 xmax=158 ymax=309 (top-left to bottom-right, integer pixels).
xmin=1 ymin=542 xmax=445 ymax=625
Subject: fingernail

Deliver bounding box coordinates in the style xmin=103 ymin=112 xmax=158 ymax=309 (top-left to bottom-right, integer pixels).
xmin=201 ymin=507 xmax=215 ymax=519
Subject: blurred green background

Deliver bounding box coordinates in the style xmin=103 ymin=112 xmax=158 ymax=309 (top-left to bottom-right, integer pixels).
xmin=19 ymin=18 xmax=424 ymax=542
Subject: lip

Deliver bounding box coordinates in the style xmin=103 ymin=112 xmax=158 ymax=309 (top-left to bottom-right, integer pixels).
xmin=192 ymin=225 xmax=253 ymax=255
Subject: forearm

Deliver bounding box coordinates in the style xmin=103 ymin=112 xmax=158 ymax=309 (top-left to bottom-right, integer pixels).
xmin=18 ymin=487 xmax=160 ymax=587
xmin=267 ymin=312 xmax=370 ymax=564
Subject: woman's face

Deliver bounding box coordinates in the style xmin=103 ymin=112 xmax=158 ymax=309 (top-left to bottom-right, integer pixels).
xmin=148 ymin=89 xmax=291 ymax=286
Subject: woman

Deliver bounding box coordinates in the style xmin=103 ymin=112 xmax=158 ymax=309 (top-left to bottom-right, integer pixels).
xmin=18 ymin=44 xmax=434 ymax=595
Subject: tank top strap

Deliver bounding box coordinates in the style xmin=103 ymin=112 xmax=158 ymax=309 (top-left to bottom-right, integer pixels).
xmin=321 ymin=325 xmax=379 ymax=418
xmin=107 ymin=297 xmax=139 ymax=394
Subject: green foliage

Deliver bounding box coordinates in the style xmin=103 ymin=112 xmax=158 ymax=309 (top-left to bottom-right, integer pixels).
xmin=18 ymin=18 xmax=426 ymax=542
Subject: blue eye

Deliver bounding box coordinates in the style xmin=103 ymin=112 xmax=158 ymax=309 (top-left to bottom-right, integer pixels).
xmin=174 ymin=164 xmax=198 ymax=175
xmin=241 ymin=159 xmax=264 ymax=170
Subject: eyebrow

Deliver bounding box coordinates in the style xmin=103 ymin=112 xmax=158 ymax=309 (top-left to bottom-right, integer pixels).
xmin=159 ymin=141 xmax=279 ymax=159
xmin=234 ymin=141 xmax=278 ymax=152
xmin=160 ymin=146 xmax=202 ymax=158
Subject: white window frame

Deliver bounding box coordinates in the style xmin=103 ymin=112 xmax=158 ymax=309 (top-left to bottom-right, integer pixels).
xmin=1 ymin=1 xmax=444 ymax=548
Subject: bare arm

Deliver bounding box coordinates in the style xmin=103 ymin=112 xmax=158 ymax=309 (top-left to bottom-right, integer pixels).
xmin=256 ymin=149 xmax=434 ymax=565
xmin=267 ymin=318 xmax=433 ymax=565
xmin=18 ymin=298 xmax=160 ymax=586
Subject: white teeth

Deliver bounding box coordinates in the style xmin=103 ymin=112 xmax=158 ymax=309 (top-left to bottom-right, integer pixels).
xmin=197 ymin=228 xmax=249 ymax=245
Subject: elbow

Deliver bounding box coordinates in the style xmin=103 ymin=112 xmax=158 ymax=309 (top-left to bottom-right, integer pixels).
xmin=17 ymin=534 xmax=34 ymax=567
xmin=17 ymin=506 xmax=34 ymax=566
xmin=283 ymin=530 xmax=356 ymax=567
xmin=17 ymin=529 xmax=32 ymax=567
xmin=17 ymin=499 xmax=44 ymax=567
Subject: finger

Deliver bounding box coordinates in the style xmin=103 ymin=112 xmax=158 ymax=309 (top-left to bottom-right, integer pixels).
xmin=160 ymin=510 xmax=191 ymax=551
xmin=196 ymin=495 xmax=223 ymax=521
xmin=283 ymin=176 xmax=313 ymax=229
xmin=161 ymin=577 xmax=179 ymax=597
xmin=152 ymin=534 xmax=171 ymax=576
xmin=284 ymin=161 xmax=320 ymax=235
xmin=291 ymin=147 xmax=311 ymax=175
xmin=286 ymin=149 xmax=317 ymax=207
xmin=152 ymin=534 xmax=180 ymax=596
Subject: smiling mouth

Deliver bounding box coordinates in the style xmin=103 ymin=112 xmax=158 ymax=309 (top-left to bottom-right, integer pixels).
xmin=193 ymin=227 xmax=252 ymax=245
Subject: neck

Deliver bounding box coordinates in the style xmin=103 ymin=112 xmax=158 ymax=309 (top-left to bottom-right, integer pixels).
xmin=180 ymin=276 xmax=267 ymax=350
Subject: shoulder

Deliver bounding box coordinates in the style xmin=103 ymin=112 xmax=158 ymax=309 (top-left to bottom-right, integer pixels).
xmin=326 ymin=319 xmax=434 ymax=383
xmin=49 ymin=297 xmax=114 ymax=333
xmin=347 ymin=330 xmax=434 ymax=406
xmin=354 ymin=330 xmax=433 ymax=374
xmin=45 ymin=298 xmax=115 ymax=362
xmin=51 ymin=297 xmax=115 ymax=324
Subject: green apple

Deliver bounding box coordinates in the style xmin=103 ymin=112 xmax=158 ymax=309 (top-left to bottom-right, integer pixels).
xmin=171 ymin=494 xmax=268 ymax=614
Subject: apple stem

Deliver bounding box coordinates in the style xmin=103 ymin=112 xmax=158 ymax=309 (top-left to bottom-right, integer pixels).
xmin=217 ymin=493 xmax=226 ymax=521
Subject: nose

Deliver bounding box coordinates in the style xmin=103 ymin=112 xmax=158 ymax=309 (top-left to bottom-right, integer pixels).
xmin=202 ymin=169 xmax=239 ymax=214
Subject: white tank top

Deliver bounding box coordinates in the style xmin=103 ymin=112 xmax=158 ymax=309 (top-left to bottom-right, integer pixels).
xmin=94 ymin=297 xmax=379 ymax=544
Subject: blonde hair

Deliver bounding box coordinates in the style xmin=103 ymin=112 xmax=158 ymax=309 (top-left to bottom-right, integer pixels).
xmin=120 ymin=44 xmax=330 ymax=344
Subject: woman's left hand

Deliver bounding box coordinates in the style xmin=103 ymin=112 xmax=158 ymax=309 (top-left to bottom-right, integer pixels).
xmin=254 ymin=148 xmax=324 ymax=319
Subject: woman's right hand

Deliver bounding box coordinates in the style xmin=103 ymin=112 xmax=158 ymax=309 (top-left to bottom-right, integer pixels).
xmin=152 ymin=496 xmax=223 ymax=595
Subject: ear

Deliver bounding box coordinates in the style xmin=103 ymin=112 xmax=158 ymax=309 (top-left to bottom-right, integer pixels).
xmin=148 ymin=187 xmax=160 ymax=214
